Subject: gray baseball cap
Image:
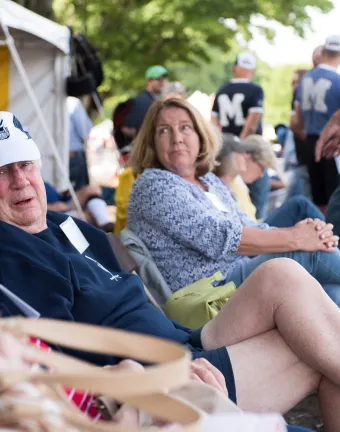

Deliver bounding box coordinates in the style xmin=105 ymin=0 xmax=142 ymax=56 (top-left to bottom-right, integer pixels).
xmin=217 ymin=133 xmax=259 ymax=159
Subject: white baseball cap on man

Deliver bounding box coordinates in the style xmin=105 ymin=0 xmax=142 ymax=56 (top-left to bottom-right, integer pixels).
xmin=235 ymin=52 xmax=256 ymax=70
xmin=324 ymin=35 xmax=340 ymax=52
xmin=0 ymin=112 xmax=40 ymax=167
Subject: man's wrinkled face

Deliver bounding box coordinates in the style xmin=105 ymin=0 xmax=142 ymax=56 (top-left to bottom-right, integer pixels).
xmin=0 ymin=161 xmax=47 ymax=234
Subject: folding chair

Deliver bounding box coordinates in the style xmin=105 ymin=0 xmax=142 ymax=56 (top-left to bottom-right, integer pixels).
xmin=107 ymin=233 xmax=164 ymax=313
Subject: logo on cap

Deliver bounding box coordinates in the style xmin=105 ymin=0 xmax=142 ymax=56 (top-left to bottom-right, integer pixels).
xmin=0 ymin=120 xmax=10 ymax=141
xmin=13 ymin=116 xmax=31 ymax=139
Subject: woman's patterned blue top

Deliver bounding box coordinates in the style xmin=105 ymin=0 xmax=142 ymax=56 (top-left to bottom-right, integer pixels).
xmin=128 ymin=168 xmax=271 ymax=292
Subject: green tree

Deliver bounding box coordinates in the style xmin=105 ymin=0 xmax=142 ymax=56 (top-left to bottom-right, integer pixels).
xmin=51 ymin=0 xmax=333 ymax=93
xmin=12 ymin=0 xmax=54 ymax=19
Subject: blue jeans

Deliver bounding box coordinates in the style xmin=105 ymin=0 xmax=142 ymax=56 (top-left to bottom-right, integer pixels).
xmin=69 ymin=150 xmax=89 ymax=191
xmin=225 ymin=249 xmax=340 ymax=307
xmin=285 ymin=165 xmax=312 ymax=201
xmin=326 ymin=184 xmax=340 ymax=239
xmin=248 ymin=170 xmax=270 ymax=220
xmin=287 ymin=427 xmax=314 ymax=432
xmin=265 ymin=195 xmax=324 ymax=228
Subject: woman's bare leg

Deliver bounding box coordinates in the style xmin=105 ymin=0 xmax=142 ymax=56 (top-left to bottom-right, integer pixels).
xmin=202 ymin=258 xmax=340 ymax=387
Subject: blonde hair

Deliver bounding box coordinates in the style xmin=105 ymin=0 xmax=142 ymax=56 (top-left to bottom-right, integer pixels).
xmin=214 ymin=153 xmax=240 ymax=178
xmin=129 ymin=98 xmax=220 ymax=177
xmin=244 ymin=135 xmax=276 ymax=170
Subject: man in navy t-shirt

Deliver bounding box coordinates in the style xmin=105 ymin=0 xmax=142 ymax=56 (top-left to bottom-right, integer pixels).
xmin=212 ymin=53 xmax=268 ymax=219
xmin=211 ymin=52 xmax=264 ymax=138
xmin=121 ymin=65 xmax=168 ymax=140
xmin=293 ymin=35 xmax=340 ymax=212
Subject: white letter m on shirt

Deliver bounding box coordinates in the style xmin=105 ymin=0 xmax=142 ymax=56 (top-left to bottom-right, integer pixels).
xmin=218 ymin=94 xmax=245 ymax=127
xmin=302 ymin=77 xmax=332 ymax=113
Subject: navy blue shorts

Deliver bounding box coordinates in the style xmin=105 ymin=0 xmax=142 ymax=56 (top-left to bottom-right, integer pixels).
xmin=188 ymin=327 xmax=236 ymax=404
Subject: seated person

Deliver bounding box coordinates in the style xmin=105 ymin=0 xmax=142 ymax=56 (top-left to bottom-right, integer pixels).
xmin=45 ymin=181 xmax=114 ymax=233
xmin=0 ymin=110 xmax=340 ymax=430
xmin=214 ymin=133 xmax=324 ymax=226
xmin=114 ymin=167 xmax=136 ymax=235
xmin=127 ymin=98 xmax=340 ymax=308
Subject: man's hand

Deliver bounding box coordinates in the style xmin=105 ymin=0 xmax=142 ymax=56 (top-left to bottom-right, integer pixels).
xmin=190 ymin=358 xmax=228 ymax=396
xmin=315 ymin=110 xmax=340 ymax=161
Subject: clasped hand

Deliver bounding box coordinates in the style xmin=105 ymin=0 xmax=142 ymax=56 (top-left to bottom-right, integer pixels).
xmin=294 ymin=218 xmax=339 ymax=252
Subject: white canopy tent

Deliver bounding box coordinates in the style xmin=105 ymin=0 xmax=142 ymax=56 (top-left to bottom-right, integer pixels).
xmin=0 ymin=0 xmax=75 ymax=194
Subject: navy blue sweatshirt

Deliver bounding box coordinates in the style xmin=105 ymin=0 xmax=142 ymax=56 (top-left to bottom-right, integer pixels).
xmin=0 ymin=212 xmax=197 ymax=364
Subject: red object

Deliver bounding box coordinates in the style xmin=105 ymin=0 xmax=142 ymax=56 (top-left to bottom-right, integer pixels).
xmin=29 ymin=338 xmax=102 ymax=421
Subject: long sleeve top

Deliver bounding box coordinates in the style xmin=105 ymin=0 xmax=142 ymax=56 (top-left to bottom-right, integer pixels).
xmin=128 ymin=169 xmax=271 ymax=292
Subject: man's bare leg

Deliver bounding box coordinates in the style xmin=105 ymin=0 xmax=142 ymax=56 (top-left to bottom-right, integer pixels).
xmin=202 ymin=258 xmax=340 ymax=386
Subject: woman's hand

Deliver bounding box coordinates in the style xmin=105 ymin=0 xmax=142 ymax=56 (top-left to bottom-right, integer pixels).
xmin=292 ymin=219 xmax=339 ymax=252
xmin=190 ymin=358 xmax=228 ymax=397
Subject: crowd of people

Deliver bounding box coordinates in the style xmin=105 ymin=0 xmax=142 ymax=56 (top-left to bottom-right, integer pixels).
xmin=2 ymin=32 xmax=340 ymax=432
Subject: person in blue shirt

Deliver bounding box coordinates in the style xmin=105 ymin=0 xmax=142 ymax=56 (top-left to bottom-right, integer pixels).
xmin=67 ymin=95 xmax=93 ymax=191
xmin=1 ymin=111 xmax=340 ymax=430
xmin=292 ymin=35 xmax=340 ymax=213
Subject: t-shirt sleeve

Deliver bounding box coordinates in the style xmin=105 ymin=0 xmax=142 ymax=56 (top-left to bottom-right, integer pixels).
xmin=211 ymin=94 xmax=219 ymax=117
xmin=124 ymin=96 xmax=149 ymax=130
xmin=44 ymin=182 xmax=62 ymax=203
xmin=294 ymin=82 xmax=302 ymax=105
xmin=72 ymin=103 xmax=93 ymax=141
xmin=129 ymin=174 xmax=243 ymax=260
xmin=248 ymin=86 xmax=264 ymax=112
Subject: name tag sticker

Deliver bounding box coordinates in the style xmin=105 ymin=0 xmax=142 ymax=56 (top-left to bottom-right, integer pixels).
xmin=60 ymin=217 xmax=89 ymax=254
xmin=205 ymin=192 xmax=230 ymax=213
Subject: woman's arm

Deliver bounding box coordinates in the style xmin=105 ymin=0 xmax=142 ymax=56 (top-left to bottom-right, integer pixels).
xmin=128 ymin=173 xmax=243 ymax=261
xmin=237 ymin=221 xmax=338 ymax=256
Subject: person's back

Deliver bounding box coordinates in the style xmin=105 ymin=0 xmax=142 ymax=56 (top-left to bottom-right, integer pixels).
xmin=294 ymin=36 xmax=340 ymax=211
xmin=211 ymin=52 xmax=264 ymax=139
xmin=212 ymin=80 xmax=263 ymax=136
xmin=122 ymin=65 xmax=168 ymax=139
xmin=299 ymin=66 xmax=340 ymax=135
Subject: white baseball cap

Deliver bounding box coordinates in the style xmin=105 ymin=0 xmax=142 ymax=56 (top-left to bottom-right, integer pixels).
xmin=235 ymin=52 xmax=256 ymax=70
xmin=325 ymin=35 xmax=340 ymax=52
xmin=0 ymin=112 xmax=40 ymax=167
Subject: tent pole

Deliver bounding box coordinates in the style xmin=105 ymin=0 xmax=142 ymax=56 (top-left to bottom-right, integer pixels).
xmin=1 ymin=22 xmax=86 ymax=221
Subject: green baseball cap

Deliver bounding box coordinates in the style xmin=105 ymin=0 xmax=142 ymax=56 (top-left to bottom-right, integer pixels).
xmin=145 ymin=65 xmax=168 ymax=80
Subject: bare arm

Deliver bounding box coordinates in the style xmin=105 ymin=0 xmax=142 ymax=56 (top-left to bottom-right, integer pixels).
xmin=237 ymin=226 xmax=296 ymax=256
xmin=290 ymin=104 xmax=305 ymax=140
xmin=210 ymin=115 xmax=220 ymax=128
xmin=239 ymin=112 xmax=262 ymax=139
xmin=121 ymin=126 xmax=137 ymax=138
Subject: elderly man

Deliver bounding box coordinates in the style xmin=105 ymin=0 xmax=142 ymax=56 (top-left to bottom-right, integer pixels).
xmin=1 ymin=111 xmax=340 ymax=431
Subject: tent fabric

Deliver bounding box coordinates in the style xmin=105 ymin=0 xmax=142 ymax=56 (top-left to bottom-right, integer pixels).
xmin=0 ymin=0 xmax=71 ymax=191
xmin=0 ymin=46 xmax=9 ymax=111
xmin=0 ymin=0 xmax=69 ymax=53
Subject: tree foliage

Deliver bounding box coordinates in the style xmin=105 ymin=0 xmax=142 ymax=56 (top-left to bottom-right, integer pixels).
xmin=12 ymin=0 xmax=333 ymax=125
xmin=12 ymin=0 xmax=54 ymax=19
xmin=51 ymin=0 xmax=332 ymax=93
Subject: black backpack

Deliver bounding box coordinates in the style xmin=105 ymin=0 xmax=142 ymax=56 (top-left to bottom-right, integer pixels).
xmin=112 ymin=98 xmax=135 ymax=151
